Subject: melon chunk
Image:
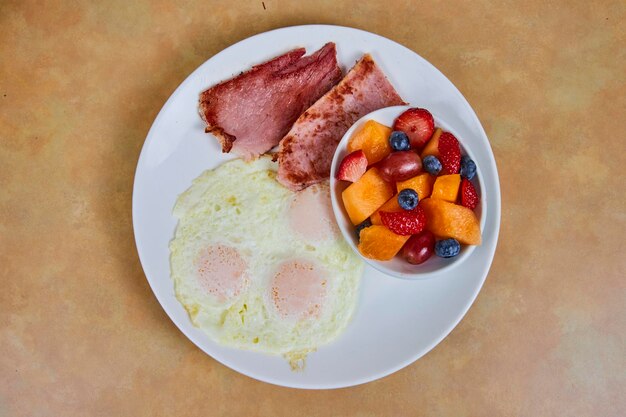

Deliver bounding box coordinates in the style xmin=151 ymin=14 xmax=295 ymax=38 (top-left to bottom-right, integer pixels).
xmin=342 ymin=168 xmax=394 ymax=225
xmin=420 ymin=198 xmax=481 ymax=245
xmin=431 ymin=174 xmax=461 ymax=203
xmin=347 ymin=120 xmax=392 ymax=165
xmin=396 ymin=173 xmax=435 ymax=201
xmin=420 ymin=128 xmax=443 ymax=158
xmin=358 ymin=225 xmax=410 ymax=261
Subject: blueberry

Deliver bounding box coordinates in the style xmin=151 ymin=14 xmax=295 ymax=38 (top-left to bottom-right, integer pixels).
xmin=397 ymin=188 xmax=419 ymax=210
xmin=355 ymin=218 xmax=372 ymax=240
xmin=423 ymin=155 xmax=442 ymax=175
xmin=460 ymin=155 xmax=476 ymax=180
xmin=435 ymin=238 xmax=461 ymax=258
xmin=389 ymin=131 xmax=411 ymax=151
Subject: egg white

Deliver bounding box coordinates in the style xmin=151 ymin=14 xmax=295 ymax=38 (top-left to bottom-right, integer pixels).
xmin=170 ymin=157 xmax=363 ymax=364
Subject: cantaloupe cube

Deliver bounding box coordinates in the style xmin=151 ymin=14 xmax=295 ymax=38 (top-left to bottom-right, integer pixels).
xmin=396 ymin=173 xmax=435 ymax=200
xmin=420 ymin=198 xmax=481 ymax=245
xmin=342 ymin=168 xmax=394 ymax=225
xmin=370 ymin=194 xmax=401 ymax=225
xmin=347 ymin=120 xmax=392 ymax=165
xmin=431 ymin=174 xmax=461 ymax=203
xmin=420 ymin=128 xmax=442 ymax=158
xmin=358 ymin=225 xmax=410 ymax=261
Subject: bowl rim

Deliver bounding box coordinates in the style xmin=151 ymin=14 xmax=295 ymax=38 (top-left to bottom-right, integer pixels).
xmin=329 ymin=105 xmax=486 ymax=280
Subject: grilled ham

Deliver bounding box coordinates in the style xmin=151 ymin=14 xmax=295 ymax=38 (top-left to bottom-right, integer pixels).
xmin=199 ymin=43 xmax=342 ymax=160
xmin=276 ymin=54 xmax=405 ymax=190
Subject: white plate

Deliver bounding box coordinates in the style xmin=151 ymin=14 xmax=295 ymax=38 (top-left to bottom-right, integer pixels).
xmin=132 ymin=25 xmax=501 ymax=389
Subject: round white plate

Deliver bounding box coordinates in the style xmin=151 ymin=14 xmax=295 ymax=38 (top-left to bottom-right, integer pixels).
xmin=132 ymin=25 xmax=501 ymax=389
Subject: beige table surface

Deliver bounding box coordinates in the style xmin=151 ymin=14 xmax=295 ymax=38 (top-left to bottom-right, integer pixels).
xmin=1 ymin=1 xmax=625 ymax=416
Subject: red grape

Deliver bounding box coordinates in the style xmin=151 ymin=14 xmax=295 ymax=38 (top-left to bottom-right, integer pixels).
xmin=378 ymin=151 xmax=422 ymax=182
xmin=402 ymin=231 xmax=435 ymax=265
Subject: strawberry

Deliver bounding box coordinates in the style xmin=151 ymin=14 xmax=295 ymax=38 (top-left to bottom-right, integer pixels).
xmin=460 ymin=178 xmax=479 ymax=209
xmin=380 ymin=206 xmax=427 ymax=236
xmin=393 ymin=108 xmax=435 ymax=151
xmin=438 ymin=132 xmax=461 ymax=174
xmin=336 ymin=150 xmax=368 ymax=182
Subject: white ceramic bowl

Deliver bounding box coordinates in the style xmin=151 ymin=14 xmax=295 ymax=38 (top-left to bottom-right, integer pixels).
xmin=330 ymin=105 xmax=486 ymax=279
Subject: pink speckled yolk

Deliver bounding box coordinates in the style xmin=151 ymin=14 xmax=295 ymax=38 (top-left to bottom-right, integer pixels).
xmin=270 ymin=259 xmax=328 ymax=320
xmin=196 ymin=245 xmax=248 ymax=302
xmin=288 ymin=183 xmax=339 ymax=242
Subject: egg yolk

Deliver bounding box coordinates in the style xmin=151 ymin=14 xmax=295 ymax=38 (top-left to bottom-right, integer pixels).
xmin=270 ymin=259 xmax=328 ymax=320
xmin=196 ymin=245 xmax=248 ymax=302
xmin=288 ymin=183 xmax=339 ymax=242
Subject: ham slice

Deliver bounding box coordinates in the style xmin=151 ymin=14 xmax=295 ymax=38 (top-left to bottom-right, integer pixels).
xmin=199 ymin=43 xmax=342 ymax=160
xmin=276 ymin=54 xmax=406 ymax=191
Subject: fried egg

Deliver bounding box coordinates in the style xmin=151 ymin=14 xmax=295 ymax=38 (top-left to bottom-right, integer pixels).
xmin=170 ymin=157 xmax=363 ymax=366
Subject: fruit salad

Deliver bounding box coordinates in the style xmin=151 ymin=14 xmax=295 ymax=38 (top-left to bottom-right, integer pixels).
xmin=336 ymin=107 xmax=481 ymax=266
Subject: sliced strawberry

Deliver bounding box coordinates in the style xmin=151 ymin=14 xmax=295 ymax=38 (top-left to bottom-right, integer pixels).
xmin=380 ymin=206 xmax=427 ymax=236
xmin=438 ymin=132 xmax=461 ymax=174
xmin=393 ymin=108 xmax=435 ymax=151
xmin=460 ymin=178 xmax=479 ymax=209
xmin=336 ymin=150 xmax=368 ymax=182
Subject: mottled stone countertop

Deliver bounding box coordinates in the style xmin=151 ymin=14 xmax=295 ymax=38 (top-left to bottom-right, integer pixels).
xmin=1 ymin=1 xmax=624 ymax=416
